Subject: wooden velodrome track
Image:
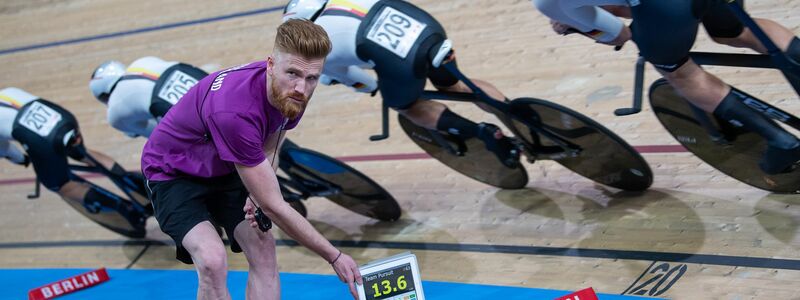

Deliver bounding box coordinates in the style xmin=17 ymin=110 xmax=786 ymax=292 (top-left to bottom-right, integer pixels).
xmin=1 ymin=0 xmax=799 ymax=298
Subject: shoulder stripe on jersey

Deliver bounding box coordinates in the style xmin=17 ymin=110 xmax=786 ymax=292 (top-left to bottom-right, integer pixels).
xmin=321 ymin=8 xmax=365 ymax=19
xmin=126 ymin=67 xmax=161 ymax=80
xmin=0 ymin=94 xmax=23 ymax=109
xmin=0 ymin=102 xmax=17 ymax=110
xmin=323 ymin=0 xmax=368 ymax=18
xmin=120 ymin=74 xmax=157 ymax=82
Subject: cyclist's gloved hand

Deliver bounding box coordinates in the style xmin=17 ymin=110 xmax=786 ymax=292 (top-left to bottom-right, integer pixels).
xmin=6 ymin=155 xmax=30 ymax=167
xmin=320 ymin=74 xmax=337 ymax=85
xmin=551 ymin=19 xmax=571 ymax=35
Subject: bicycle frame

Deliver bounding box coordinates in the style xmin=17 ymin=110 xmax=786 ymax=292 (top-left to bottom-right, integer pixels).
xmin=368 ymin=56 xmax=582 ymax=159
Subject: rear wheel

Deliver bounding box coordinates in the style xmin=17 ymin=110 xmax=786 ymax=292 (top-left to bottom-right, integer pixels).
xmin=398 ymin=115 xmax=529 ymax=189
xmin=649 ymin=78 xmax=800 ymax=193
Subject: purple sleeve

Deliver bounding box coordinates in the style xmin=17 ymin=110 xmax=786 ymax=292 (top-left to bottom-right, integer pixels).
xmin=207 ymin=112 xmax=266 ymax=167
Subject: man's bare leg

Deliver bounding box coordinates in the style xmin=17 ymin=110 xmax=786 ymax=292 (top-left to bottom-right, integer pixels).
xmin=182 ymin=221 xmax=232 ymax=300
xmin=234 ymin=221 xmax=280 ymax=299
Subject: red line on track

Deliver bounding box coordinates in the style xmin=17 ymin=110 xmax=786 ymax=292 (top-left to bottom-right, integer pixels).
xmin=0 ymin=145 xmax=687 ymax=186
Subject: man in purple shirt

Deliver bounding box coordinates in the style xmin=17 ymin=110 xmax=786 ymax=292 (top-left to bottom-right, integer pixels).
xmin=142 ymin=19 xmax=362 ymax=299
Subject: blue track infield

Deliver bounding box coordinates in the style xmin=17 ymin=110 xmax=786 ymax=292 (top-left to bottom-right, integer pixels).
xmin=2 ymin=268 xmax=658 ymax=299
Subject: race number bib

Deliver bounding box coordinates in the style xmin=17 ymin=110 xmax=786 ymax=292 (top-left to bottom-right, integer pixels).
xmin=366 ymin=7 xmax=427 ymax=59
xmin=157 ymin=70 xmax=198 ymax=105
xmin=18 ymin=102 xmax=62 ymax=137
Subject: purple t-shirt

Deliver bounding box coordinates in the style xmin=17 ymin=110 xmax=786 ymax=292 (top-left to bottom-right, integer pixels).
xmin=142 ymin=61 xmax=302 ymax=181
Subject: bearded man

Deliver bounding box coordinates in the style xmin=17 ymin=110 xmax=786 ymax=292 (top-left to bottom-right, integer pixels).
xmin=141 ymin=19 xmax=362 ymax=299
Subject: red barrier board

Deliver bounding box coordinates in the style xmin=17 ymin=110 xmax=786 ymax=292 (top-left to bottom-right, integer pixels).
xmin=28 ymin=268 xmax=110 ymax=300
xmin=555 ymin=287 xmax=599 ymax=300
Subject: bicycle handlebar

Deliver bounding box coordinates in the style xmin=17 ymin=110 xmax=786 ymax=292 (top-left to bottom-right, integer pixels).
xmin=369 ymin=102 xmax=390 ymax=141
xmin=615 ymin=57 xmax=646 ymax=116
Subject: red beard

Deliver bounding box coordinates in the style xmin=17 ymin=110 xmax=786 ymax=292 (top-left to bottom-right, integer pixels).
xmin=270 ymin=79 xmax=307 ymax=119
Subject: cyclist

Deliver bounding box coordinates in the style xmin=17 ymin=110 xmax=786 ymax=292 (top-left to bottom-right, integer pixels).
xmin=89 ymin=56 xmax=208 ymax=138
xmin=0 ymin=86 xmax=147 ymax=236
xmin=283 ymin=0 xmax=520 ymax=167
xmin=532 ymin=0 xmax=800 ymax=174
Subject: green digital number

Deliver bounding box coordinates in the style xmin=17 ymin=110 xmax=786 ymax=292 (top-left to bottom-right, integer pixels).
xmin=372 ymin=283 xmax=381 ymax=297
xmin=382 ymin=280 xmax=392 ymax=294
xmin=397 ymin=275 xmax=407 ymax=290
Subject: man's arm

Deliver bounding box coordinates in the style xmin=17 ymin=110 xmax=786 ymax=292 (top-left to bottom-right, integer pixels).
xmin=237 ymin=160 xmax=337 ymax=259
xmin=236 ymin=159 xmax=363 ymax=298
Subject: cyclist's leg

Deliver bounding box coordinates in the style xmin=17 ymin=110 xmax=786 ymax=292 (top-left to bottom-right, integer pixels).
xmin=701 ymin=0 xmax=799 ymax=60
xmin=696 ymin=0 xmax=800 ymax=172
xmin=633 ymin=0 xmax=800 ymax=173
xmin=425 ymin=56 xmax=519 ymax=166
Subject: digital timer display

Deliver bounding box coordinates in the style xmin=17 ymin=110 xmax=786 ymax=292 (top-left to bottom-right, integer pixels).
xmin=363 ymin=263 xmax=417 ymax=300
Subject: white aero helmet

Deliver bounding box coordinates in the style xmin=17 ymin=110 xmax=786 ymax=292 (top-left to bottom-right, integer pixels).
xmin=282 ymin=0 xmax=328 ymax=22
xmin=89 ymin=60 xmax=126 ymax=104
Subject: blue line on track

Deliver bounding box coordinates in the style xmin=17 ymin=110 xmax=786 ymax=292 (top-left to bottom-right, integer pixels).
xmin=0 ymin=6 xmax=283 ymax=56
xmin=2 ymin=269 xmax=655 ymax=299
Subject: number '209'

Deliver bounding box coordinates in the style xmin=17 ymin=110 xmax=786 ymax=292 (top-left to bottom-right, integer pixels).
xmin=376 ymin=14 xmax=412 ymax=49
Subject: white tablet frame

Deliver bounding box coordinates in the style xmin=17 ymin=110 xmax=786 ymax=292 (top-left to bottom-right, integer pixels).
xmin=356 ymin=252 xmax=425 ymax=300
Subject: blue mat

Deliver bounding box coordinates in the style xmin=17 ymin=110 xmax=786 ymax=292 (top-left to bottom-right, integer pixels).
xmin=3 ymin=269 xmax=656 ymax=299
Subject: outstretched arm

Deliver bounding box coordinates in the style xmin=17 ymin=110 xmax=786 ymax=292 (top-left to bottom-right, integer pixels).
xmin=0 ymin=140 xmax=27 ymax=165
xmin=236 ymin=159 xmax=363 ymax=299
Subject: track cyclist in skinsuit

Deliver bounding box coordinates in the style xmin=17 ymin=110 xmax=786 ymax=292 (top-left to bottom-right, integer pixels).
xmin=89 ymin=57 xmax=209 ymax=138
xmin=0 ymin=87 xmax=146 ymax=236
xmin=283 ymin=0 xmax=521 ymax=168
xmin=532 ymin=0 xmax=800 ymax=174
xmin=140 ymin=20 xmax=363 ymax=299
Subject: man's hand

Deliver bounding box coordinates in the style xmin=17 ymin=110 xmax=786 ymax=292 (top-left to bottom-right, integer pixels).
xmin=330 ymin=252 xmax=363 ymax=299
xmin=243 ymin=197 xmax=258 ymax=229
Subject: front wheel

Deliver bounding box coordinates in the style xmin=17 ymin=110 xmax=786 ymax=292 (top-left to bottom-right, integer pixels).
xmin=507 ymin=97 xmax=653 ymax=191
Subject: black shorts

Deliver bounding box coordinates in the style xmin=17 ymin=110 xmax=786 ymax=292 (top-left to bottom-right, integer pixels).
xmin=356 ymin=0 xmax=459 ymax=110
xmin=146 ymin=173 xmax=248 ymax=264
xmin=631 ymin=0 xmax=746 ymax=72
xmin=11 ymin=99 xmax=80 ymax=191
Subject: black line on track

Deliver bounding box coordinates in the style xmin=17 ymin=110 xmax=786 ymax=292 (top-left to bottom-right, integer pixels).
xmin=622 ymin=261 xmax=656 ymax=295
xmin=125 ymin=242 xmax=151 ymax=269
xmin=3 ymin=239 xmax=800 ymax=271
